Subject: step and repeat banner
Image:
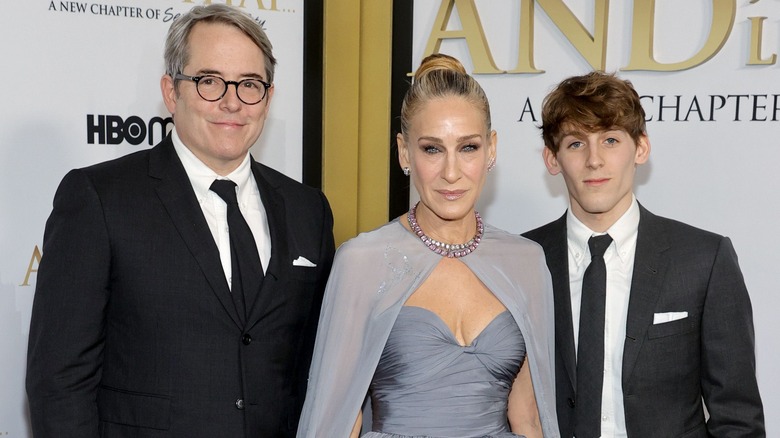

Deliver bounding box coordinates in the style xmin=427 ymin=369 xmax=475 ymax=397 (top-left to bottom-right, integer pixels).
xmin=0 ymin=1 xmax=304 ymax=435
xmin=2 ymin=0 xmax=777 ymax=435
xmin=411 ymin=0 xmax=778 ymax=432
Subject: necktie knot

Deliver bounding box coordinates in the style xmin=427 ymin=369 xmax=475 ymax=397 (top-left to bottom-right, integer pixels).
xmin=588 ymin=234 xmax=613 ymax=259
xmin=210 ymin=179 xmax=239 ymax=205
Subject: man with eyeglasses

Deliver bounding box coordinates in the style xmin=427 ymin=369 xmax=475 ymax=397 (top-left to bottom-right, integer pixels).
xmin=26 ymin=4 xmax=335 ymax=437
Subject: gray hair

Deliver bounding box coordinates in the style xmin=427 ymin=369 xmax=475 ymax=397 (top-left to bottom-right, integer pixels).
xmin=163 ymin=4 xmax=276 ymax=84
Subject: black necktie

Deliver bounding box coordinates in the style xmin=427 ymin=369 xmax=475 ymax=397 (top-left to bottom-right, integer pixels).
xmin=575 ymin=233 xmax=613 ymax=438
xmin=210 ymin=179 xmax=264 ymax=323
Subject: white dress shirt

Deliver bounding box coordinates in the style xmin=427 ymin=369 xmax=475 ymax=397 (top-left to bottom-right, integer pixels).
xmin=567 ymin=196 xmax=640 ymax=438
xmin=171 ymin=129 xmax=271 ymax=290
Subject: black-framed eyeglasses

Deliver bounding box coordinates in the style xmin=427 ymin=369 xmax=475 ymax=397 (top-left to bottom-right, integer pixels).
xmin=175 ymin=73 xmax=271 ymax=105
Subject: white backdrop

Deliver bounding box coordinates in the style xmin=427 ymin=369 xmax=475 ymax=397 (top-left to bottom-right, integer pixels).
xmin=413 ymin=0 xmax=778 ymax=432
xmin=0 ymin=1 xmax=304 ymax=435
xmin=2 ymin=0 xmax=777 ymax=435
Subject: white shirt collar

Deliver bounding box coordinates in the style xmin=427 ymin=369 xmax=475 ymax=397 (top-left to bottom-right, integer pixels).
xmin=567 ymin=195 xmax=640 ymax=266
xmin=171 ymin=128 xmax=253 ymax=202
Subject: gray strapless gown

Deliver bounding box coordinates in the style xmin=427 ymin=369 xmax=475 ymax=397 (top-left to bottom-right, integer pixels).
xmin=364 ymin=306 xmax=527 ymax=438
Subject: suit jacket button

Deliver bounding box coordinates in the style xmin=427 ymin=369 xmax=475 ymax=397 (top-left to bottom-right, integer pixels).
xmin=568 ymin=397 xmax=575 ymax=408
xmin=235 ymin=399 xmax=245 ymax=410
xmin=242 ymin=334 xmax=252 ymax=345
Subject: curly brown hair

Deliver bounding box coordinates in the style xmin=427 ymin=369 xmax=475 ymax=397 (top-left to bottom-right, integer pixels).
xmin=541 ymin=71 xmax=646 ymax=154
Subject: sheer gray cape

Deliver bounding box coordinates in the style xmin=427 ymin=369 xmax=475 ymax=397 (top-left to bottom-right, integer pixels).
xmin=297 ymin=220 xmax=560 ymax=437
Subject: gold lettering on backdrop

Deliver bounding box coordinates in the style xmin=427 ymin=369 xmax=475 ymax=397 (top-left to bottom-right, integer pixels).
xmin=423 ymin=0 xmax=771 ymax=73
xmin=20 ymin=245 xmax=42 ymax=287
xmin=748 ymin=17 xmax=777 ymax=65
xmin=510 ymin=0 xmax=609 ymax=73
xmin=422 ymin=0 xmax=503 ymax=74
xmin=181 ymin=0 xmax=278 ymax=10
xmin=623 ymin=0 xmax=735 ymax=71
xmin=509 ymin=0 xmax=543 ymax=73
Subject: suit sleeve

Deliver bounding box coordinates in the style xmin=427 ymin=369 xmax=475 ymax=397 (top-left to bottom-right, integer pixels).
xmin=26 ymin=169 xmax=110 ymax=437
xmin=315 ymin=190 xmax=336 ymax=297
xmin=701 ymin=237 xmax=765 ymax=437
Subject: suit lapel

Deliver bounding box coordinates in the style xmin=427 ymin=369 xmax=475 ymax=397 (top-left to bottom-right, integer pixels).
xmin=245 ymin=162 xmax=290 ymax=328
xmin=548 ymin=215 xmax=578 ymax=392
xmin=535 ymin=214 xmax=578 ymax=391
xmin=150 ymin=138 xmax=243 ymax=329
xmin=622 ymin=205 xmax=670 ymax=386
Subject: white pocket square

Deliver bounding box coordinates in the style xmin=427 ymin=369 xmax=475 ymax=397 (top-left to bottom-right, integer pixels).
xmin=292 ymin=256 xmax=316 ymax=267
xmin=653 ymin=311 xmax=688 ymax=324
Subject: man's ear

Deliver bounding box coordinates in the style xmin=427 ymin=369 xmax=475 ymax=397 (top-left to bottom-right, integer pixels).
xmin=635 ymin=134 xmax=651 ymax=165
xmin=543 ymin=147 xmax=561 ymax=176
xmin=161 ymin=74 xmax=177 ymax=115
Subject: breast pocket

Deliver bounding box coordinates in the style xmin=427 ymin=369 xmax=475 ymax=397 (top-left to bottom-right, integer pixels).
xmin=290 ymin=265 xmax=320 ymax=283
xmin=647 ymin=313 xmax=700 ymax=339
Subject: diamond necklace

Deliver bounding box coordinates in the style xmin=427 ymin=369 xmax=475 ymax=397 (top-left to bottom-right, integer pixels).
xmin=407 ymin=202 xmax=483 ymax=258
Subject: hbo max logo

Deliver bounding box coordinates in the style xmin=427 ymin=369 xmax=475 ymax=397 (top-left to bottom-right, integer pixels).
xmin=87 ymin=114 xmax=174 ymax=146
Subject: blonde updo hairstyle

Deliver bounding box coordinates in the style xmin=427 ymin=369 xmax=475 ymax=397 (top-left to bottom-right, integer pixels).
xmin=399 ymin=53 xmax=492 ymax=138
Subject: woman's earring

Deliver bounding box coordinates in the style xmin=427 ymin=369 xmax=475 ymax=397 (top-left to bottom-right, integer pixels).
xmin=487 ymin=158 xmax=496 ymax=173
xmin=403 ymin=167 xmax=410 ymax=176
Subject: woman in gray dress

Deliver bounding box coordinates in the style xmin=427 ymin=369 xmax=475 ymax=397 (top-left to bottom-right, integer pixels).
xmin=297 ymin=54 xmax=559 ymax=438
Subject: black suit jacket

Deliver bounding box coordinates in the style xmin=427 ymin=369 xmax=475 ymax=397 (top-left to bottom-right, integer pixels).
xmin=523 ymin=205 xmax=764 ymax=438
xmin=26 ymin=136 xmax=335 ymax=437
